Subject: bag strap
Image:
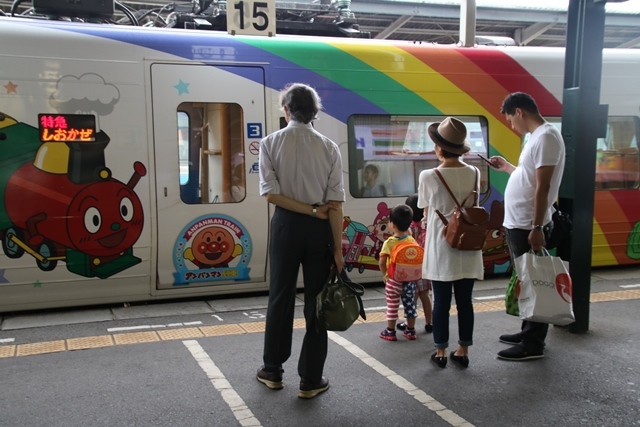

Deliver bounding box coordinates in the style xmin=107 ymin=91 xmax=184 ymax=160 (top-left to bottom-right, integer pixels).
xmin=337 ymin=270 xmax=367 ymax=320
xmin=434 ymin=167 xmax=480 ymax=225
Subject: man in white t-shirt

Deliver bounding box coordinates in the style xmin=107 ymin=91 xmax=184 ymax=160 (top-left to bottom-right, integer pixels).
xmin=490 ymin=92 xmax=565 ymax=361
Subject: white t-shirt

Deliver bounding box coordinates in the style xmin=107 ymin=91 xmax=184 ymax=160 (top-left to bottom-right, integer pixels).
xmin=503 ymin=123 xmax=565 ymax=229
xmin=417 ymin=165 xmax=484 ymax=282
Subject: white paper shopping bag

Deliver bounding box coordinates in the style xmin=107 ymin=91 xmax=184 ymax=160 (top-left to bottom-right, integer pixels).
xmin=514 ymin=249 xmax=575 ymax=326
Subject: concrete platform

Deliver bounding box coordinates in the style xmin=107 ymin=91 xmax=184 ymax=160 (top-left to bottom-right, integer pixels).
xmin=0 ymin=267 xmax=639 ymax=427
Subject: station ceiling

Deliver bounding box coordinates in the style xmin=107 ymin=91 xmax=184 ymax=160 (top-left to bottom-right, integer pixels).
xmin=2 ymin=0 xmax=640 ymax=49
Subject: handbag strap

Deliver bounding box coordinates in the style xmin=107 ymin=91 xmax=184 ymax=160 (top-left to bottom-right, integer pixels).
xmin=434 ymin=167 xmax=479 ymax=207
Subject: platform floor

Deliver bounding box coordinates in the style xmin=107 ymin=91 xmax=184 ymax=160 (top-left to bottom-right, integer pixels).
xmin=1 ymin=266 xmax=639 ymax=427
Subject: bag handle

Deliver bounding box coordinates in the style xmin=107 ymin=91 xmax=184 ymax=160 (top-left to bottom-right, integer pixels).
xmin=434 ymin=167 xmax=480 ymax=225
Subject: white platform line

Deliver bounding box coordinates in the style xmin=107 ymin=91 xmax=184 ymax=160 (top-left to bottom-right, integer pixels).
xmin=183 ymin=340 xmax=261 ymax=427
xmin=329 ymin=332 xmax=475 ymax=427
xmin=107 ymin=321 xmax=203 ymax=333
xmin=620 ymin=284 xmax=640 ymax=288
xmin=474 ymin=295 xmax=505 ymax=301
xmin=0 ymin=338 xmax=15 ymax=343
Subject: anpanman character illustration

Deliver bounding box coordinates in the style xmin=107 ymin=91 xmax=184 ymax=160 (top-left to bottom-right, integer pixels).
xmin=183 ymin=226 xmax=243 ymax=269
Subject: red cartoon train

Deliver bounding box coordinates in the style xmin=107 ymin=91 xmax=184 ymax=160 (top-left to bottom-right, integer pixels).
xmin=0 ymin=112 xmax=146 ymax=279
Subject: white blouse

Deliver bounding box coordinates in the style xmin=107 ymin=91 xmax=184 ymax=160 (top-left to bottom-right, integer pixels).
xmin=417 ymin=165 xmax=484 ymax=282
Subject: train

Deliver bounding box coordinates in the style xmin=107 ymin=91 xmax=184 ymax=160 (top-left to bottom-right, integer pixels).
xmin=0 ymin=14 xmax=639 ymax=313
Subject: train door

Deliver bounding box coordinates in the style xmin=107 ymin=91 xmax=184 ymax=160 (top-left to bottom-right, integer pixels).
xmin=150 ymin=63 xmax=268 ymax=291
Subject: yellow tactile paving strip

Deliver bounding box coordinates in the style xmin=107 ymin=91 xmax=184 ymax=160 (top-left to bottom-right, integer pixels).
xmin=0 ymin=290 xmax=638 ymax=359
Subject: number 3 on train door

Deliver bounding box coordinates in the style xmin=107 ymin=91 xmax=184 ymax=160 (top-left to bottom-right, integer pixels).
xmin=149 ymin=63 xmax=269 ymax=290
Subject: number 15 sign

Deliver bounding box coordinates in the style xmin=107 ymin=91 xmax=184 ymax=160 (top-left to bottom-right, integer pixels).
xmin=227 ymin=0 xmax=276 ymax=37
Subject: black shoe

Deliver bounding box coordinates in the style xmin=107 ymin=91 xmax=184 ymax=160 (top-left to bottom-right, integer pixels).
xmin=425 ymin=324 xmax=433 ymax=333
xmin=431 ymin=353 xmax=447 ymax=368
xmin=499 ymin=333 xmax=522 ymax=345
xmin=298 ymin=376 xmax=329 ymax=399
xmin=396 ymin=322 xmax=407 ymax=331
xmin=450 ymin=351 xmax=469 ymax=368
xmin=497 ymin=345 xmax=544 ymax=361
xmin=257 ymin=366 xmax=284 ymax=390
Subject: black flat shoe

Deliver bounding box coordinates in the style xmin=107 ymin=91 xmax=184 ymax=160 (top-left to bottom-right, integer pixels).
xmin=450 ymin=351 xmax=469 ymax=368
xmin=431 ymin=353 xmax=447 ymax=368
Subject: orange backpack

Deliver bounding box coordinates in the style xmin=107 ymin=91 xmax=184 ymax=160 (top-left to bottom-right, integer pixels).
xmin=387 ymin=240 xmax=424 ymax=282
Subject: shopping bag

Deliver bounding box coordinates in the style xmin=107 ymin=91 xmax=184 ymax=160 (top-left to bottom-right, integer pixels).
xmin=316 ymin=269 xmax=366 ymax=332
xmin=504 ymin=269 xmax=520 ymax=317
xmin=514 ymin=249 xmax=575 ymax=326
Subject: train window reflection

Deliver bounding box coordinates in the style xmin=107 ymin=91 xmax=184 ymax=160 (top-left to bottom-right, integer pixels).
xmin=177 ymin=102 xmax=246 ymax=204
xmin=348 ymin=115 xmax=490 ymax=198
xmin=527 ymin=117 xmax=639 ymax=191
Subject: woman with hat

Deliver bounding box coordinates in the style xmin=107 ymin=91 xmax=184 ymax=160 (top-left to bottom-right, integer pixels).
xmin=417 ymin=117 xmax=484 ymax=369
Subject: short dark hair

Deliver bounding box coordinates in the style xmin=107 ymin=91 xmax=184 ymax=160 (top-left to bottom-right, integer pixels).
xmin=364 ymin=164 xmax=379 ymax=175
xmin=436 ymin=146 xmax=459 ymax=158
xmin=500 ymin=92 xmax=539 ymax=115
xmin=404 ymin=194 xmax=422 ymax=222
xmin=389 ymin=204 xmax=413 ymax=232
xmin=279 ymin=83 xmax=323 ymax=124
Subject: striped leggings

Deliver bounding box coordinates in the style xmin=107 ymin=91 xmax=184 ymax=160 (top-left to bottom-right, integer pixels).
xmin=385 ymin=279 xmax=417 ymax=321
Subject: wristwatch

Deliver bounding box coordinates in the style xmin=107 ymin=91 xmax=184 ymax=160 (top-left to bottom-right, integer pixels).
xmin=532 ymin=224 xmax=543 ymax=231
xmin=312 ymin=207 xmax=317 ymax=218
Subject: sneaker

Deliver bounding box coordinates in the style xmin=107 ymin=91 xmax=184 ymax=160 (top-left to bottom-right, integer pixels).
xmin=298 ymin=376 xmax=329 ymax=399
xmin=499 ymin=333 xmax=522 ymax=345
xmin=380 ymin=328 xmax=397 ymax=341
xmin=256 ymin=366 xmax=284 ymax=390
xmin=396 ymin=322 xmax=407 ymax=331
xmin=497 ymin=345 xmax=544 ymax=361
xmin=402 ymin=327 xmax=417 ymax=340
xmin=425 ymin=324 xmax=433 ymax=333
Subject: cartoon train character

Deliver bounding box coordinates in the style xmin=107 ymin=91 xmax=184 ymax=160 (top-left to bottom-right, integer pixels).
xmin=342 ymin=216 xmax=378 ymax=274
xmin=0 ymin=112 xmax=146 ymax=279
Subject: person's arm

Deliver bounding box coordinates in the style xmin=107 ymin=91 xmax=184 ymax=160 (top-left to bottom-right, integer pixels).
xmin=490 ymin=156 xmax=516 ymax=174
xmin=379 ymin=254 xmax=388 ymax=279
xmin=264 ymin=194 xmax=334 ymax=220
xmin=529 ymin=165 xmax=555 ymax=251
xmin=328 ymin=201 xmax=344 ymax=271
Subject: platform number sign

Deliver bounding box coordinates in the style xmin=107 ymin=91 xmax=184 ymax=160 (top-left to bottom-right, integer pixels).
xmin=227 ymin=0 xmax=276 ymax=37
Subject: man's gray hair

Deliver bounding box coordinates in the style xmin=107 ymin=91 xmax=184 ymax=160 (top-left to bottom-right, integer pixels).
xmin=279 ymin=83 xmax=323 ymax=124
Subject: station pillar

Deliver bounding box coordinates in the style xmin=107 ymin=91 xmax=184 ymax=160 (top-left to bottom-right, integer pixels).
xmin=559 ymin=0 xmax=616 ymax=333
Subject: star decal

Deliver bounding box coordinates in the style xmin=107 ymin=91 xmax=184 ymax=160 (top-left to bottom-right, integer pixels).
xmin=33 ymin=280 xmax=42 ymax=288
xmin=3 ymin=81 xmax=17 ymax=94
xmin=0 ymin=269 xmax=7 ymax=284
xmin=174 ymin=79 xmax=190 ymax=95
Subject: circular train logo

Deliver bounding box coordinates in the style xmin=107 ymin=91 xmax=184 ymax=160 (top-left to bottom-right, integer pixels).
xmin=173 ymin=214 xmax=252 ymax=285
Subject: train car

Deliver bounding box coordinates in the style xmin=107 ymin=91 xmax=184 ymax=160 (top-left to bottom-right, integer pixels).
xmin=0 ymin=15 xmax=639 ymax=312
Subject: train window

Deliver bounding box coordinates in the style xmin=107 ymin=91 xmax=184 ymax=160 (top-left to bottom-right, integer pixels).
xmin=528 ymin=117 xmax=639 ymax=190
xmin=595 ymin=117 xmax=639 ymax=190
xmin=178 ymin=112 xmax=190 ymax=185
xmin=177 ymin=102 xmax=246 ymax=204
xmin=348 ymin=115 xmax=490 ymax=198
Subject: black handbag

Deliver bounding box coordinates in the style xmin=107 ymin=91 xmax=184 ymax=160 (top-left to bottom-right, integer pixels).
xmin=546 ymin=204 xmax=572 ymax=250
xmin=316 ymin=269 xmax=366 ymax=332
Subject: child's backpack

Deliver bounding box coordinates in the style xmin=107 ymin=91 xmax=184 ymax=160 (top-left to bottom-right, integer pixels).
xmin=387 ymin=240 xmax=424 ymax=282
xmin=434 ymin=168 xmax=489 ymax=251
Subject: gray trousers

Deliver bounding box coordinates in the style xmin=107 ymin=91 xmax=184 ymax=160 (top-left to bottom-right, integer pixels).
xmin=262 ymin=207 xmax=332 ymax=383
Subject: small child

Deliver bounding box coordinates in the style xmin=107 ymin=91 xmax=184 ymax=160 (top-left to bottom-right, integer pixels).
xmin=379 ymin=204 xmax=419 ymax=341
xmin=398 ymin=194 xmax=433 ymax=333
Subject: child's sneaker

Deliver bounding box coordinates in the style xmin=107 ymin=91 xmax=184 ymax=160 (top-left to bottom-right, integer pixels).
xmin=402 ymin=327 xmax=417 ymax=340
xmin=380 ymin=328 xmax=397 ymax=341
